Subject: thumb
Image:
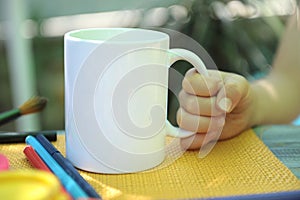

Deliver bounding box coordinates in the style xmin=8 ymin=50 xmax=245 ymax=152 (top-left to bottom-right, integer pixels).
xmin=216 ymin=75 xmax=248 ymax=113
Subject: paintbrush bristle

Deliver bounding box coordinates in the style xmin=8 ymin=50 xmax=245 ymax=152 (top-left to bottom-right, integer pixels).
xmin=19 ymin=96 xmax=48 ymax=115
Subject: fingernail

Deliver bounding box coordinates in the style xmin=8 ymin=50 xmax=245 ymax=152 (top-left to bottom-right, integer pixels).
xmin=218 ymin=98 xmax=232 ymax=112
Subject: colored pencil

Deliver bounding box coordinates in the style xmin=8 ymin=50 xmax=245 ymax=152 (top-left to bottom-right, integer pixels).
xmin=23 ymin=145 xmax=72 ymax=200
xmin=36 ymin=134 xmax=101 ymax=199
xmin=0 ymin=153 xmax=9 ymax=171
xmin=0 ymin=130 xmax=57 ymax=144
xmin=25 ymin=135 xmax=88 ymax=199
xmin=23 ymin=145 xmax=51 ymax=171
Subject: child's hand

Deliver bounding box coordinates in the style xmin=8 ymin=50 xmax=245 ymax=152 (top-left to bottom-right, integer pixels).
xmin=177 ymin=69 xmax=256 ymax=150
xmin=177 ymin=11 xmax=300 ymax=150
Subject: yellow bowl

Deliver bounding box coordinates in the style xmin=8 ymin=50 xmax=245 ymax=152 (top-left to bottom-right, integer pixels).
xmin=0 ymin=170 xmax=69 ymax=200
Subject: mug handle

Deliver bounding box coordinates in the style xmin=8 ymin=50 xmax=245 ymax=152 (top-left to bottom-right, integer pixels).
xmin=165 ymin=48 xmax=209 ymax=138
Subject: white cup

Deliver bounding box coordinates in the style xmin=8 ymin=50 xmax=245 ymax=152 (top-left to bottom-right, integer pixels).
xmin=64 ymin=28 xmax=208 ymax=174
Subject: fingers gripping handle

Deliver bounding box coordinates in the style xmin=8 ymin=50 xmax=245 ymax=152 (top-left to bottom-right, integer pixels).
xmin=166 ymin=48 xmax=209 ymax=138
xmin=169 ymin=48 xmax=209 ymax=76
xmin=165 ymin=121 xmax=196 ymax=138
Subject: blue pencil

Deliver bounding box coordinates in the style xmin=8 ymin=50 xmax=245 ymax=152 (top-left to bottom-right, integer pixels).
xmin=36 ymin=134 xmax=101 ymax=199
xmin=25 ymin=135 xmax=89 ymax=199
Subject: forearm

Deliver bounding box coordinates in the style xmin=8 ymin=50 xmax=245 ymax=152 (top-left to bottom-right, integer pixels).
xmin=251 ymin=73 xmax=300 ymax=126
xmin=250 ymin=10 xmax=300 ymax=126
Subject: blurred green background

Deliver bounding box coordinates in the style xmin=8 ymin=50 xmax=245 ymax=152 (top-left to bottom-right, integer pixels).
xmin=0 ymin=0 xmax=296 ymax=131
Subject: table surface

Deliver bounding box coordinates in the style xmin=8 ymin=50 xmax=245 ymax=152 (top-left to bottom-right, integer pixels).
xmin=58 ymin=125 xmax=300 ymax=180
xmin=0 ymin=126 xmax=300 ymax=200
xmin=254 ymin=125 xmax=300 ymax=179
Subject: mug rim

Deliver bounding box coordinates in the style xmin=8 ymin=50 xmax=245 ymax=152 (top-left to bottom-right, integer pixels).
xmin=65 ymin=28 xmax=169 ymax=44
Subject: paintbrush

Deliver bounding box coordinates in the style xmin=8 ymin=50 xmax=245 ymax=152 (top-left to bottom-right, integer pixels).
xmin=0 ymin=96 xmax=48 ymax=126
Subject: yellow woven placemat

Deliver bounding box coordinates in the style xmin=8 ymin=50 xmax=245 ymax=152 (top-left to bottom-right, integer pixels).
xmin=1 ymin=129 xmax=300 ymax=199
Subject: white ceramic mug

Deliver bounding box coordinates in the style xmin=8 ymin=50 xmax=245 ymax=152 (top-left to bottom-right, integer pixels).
xmin=64 ymin=28 xmax=208 ymax=174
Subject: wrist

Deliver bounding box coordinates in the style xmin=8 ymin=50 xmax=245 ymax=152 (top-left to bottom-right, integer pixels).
xmin=247 ymin=81 xmax=265 ymax=127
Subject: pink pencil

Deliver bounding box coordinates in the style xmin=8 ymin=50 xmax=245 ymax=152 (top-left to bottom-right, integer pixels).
xmin=0 ymin=153 xmax=9 ymax=171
